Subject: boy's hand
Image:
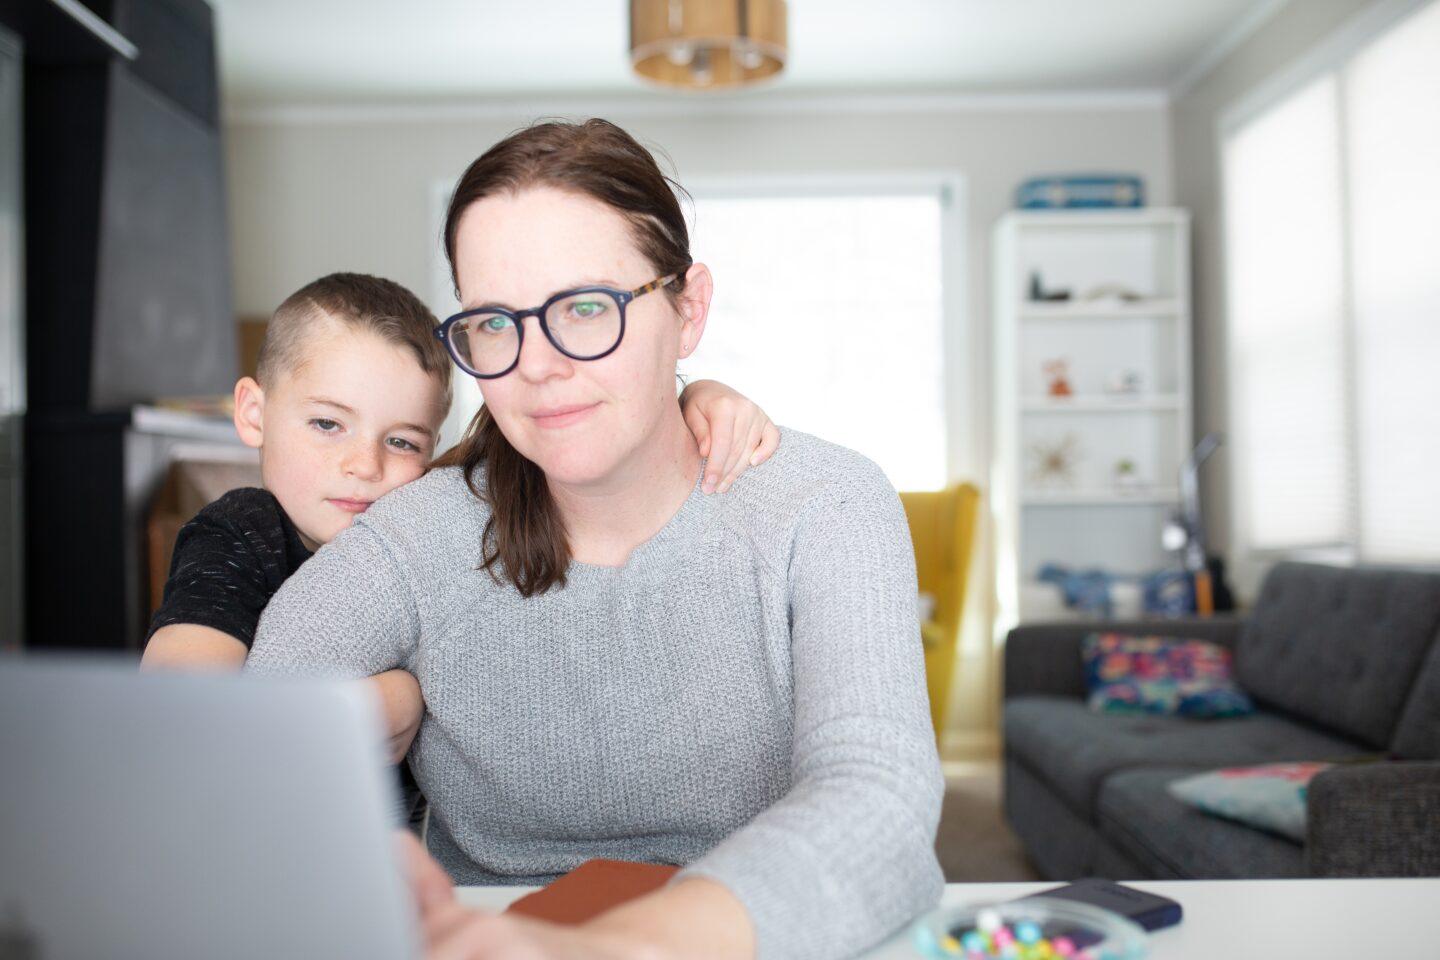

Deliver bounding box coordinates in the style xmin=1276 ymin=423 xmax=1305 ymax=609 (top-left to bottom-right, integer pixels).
xmin=367 ymin=669 xmax=425 ymax=763
xmin=679 ymin=379 xmax=780 ymax=494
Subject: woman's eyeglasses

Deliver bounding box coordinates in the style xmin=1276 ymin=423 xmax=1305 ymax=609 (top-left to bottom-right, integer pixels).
xmin=436 ymin=274 xmax=680 ymax=379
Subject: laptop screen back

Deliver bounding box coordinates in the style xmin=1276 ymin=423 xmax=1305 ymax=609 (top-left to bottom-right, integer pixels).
xmin=0 ymin=657 xmax=418 ymax=960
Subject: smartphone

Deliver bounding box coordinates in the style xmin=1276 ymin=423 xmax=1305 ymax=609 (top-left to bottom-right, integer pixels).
xmin=1018 ymin=877 xmax=1183 ymax=932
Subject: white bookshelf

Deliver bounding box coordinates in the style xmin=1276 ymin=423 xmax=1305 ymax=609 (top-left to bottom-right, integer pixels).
xmin=991 ymin=208 xmax=1192 ymax=630
xmin=1017 ymin=299 xmax=1184 ymax=320
xmin=1020 ymin=395 xmax=1182 ymax=413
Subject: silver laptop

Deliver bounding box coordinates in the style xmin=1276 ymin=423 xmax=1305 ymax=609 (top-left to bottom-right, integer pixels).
xmin=0 ymin=656 xmax=419 ymax=960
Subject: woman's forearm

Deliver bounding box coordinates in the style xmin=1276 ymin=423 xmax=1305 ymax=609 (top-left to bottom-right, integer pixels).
xmin=585 ymin=877 xmax=754 ymax=960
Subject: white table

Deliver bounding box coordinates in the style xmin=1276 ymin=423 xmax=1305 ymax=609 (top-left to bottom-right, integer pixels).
xmin=459 ymin=878 xmax=1440 ymax=958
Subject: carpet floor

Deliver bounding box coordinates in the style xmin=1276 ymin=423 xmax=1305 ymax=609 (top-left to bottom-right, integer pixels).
xmin=934 ymin=765 xmax=1041 ymax=883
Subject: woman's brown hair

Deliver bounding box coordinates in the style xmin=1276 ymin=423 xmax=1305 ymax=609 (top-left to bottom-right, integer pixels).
xmin=432 ymin=119 xmax=693 ymax=597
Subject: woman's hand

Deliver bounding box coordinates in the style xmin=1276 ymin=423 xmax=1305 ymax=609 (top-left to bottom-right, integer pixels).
xmin=422 ymin=877 xmax=753 ymax=960
xmin=679 ymin=380 xmax=781 ymax=494
xmin=395 ymin=831 xmax=653 ymax=960
xmin=423 ymin=906 xmax=650 ymax=960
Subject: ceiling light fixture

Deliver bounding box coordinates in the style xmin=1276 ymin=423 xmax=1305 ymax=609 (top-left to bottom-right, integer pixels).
xmin=630 ymin=0 xmax=787 ymax=91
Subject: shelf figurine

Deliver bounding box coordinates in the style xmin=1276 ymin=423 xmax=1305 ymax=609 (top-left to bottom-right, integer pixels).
xmin=1104 ymin=370 xmax=1144 ymax=395
xmin=1028 ymin=270 xmax=1071 ymax=303
xmin=1079 ymin=282 xmax=1145 ymax=305
xmin=1113 ymin=458 xmax=1142 ymax=493
xmin=1027 ymin=434 xmax=1082 ymax=487
xmin=1043 ymin=358 xmax=1073 ymax=397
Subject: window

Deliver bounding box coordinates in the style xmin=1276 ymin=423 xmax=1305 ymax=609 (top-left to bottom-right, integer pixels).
xmin=1223 ymin=76 xmax=1350 ymax=552
xmin=1222 ymin=0 xmax=1440 ymax=564
xmin=1344 ymin=0 xmax=1440 ymax=562
xmin=686 ymin=191 xmax=948 ymax=491
xmin=432 ymin=182 xmax=956 ymax=492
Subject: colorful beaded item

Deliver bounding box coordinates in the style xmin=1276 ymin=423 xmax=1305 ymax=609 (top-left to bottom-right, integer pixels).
xmin=934 ymin=908 xmax=1118 ymax=960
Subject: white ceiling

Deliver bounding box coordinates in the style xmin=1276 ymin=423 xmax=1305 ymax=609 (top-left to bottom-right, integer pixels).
xmin=211 ymin=0 xmax=1285 ymax=107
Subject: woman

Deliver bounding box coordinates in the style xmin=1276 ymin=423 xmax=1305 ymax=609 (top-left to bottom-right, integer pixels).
xmin=247 ymin=119 xmax=943 ymax=960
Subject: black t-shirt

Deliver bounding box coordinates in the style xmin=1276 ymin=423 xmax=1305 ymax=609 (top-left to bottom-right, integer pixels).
xmin=147 ymin=487 xmax=313 ymax=649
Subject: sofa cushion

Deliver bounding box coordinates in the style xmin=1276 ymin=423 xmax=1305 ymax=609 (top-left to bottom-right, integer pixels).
xmin=1004 ymin=696 xmax=1365 ymax=819
xmin=1236 ymin=563 xmax=1440 ymax=749
xmin=1392 ymin=637 xmax=1440 ymax=760
xmin=1097 ymin=766 xmax=1307 ymax=879
xmin=1082 ymin=632 xmax=1254 ymax=718
xmin=1167 ymin=761 xmax=1332 ymax=841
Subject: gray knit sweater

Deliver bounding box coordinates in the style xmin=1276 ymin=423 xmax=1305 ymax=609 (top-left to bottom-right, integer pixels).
xmin=246 ymin=428 xmax=944 ymax=960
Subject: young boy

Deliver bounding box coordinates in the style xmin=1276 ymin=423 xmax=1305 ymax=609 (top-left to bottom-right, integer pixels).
xmin=141 ymin=273 xmax=449 ymax=760
xmin=141 ymin=272 xmax=778 ymax=762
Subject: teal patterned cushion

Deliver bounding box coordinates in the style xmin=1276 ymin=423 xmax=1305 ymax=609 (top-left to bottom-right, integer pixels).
xmin=1082 ymin=632 xmax=1254 ymax=718
xmin=1168 ymin=762 xmax=1333 ymax=841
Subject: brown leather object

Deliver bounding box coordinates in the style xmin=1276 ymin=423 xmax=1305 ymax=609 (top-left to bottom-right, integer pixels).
xmin=504 ymin=860 xmax=679 ymax=925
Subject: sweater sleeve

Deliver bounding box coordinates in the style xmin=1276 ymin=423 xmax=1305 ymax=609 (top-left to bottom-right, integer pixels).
xmin=245 ymin=520 xmax=420 ymax=680
xmin=677 ymin=461 xmax=945 ymax=960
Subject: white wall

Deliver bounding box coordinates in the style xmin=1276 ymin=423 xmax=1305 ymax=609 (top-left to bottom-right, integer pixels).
xmin=224 ymin=95 xmax=1173 ymax=750
xmin=225 ymin=97 xmax=1173 ymax=509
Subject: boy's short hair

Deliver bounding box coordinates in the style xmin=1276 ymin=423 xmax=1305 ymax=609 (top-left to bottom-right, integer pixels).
xmin=258 ymin=272 xmax=454 ymax=411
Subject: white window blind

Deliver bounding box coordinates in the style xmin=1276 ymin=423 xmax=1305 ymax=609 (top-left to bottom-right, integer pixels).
xmin=1345 ymin=0 xmax=1440 ymax=562
xmin=686 ymin=193 xmax=947 ymax=491
xmin=1222 ymin=0 xmax=1440 ymax=565
xmin=1223 ymin=76 xmax=1351 ymax=552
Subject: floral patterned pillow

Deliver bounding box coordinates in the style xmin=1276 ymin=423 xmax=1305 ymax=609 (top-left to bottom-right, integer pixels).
xmin=1167 ymin=762 xmax=1332 ymax=841
xmin=1081 ymin=632 xmax=1255 ymax=718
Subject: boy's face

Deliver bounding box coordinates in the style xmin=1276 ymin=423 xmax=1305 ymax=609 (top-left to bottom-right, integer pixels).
xmin=235 ymin=324 xmax=449 ymax=551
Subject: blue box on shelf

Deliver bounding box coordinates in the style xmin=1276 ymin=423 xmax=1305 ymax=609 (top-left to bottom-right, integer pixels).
xmin=1016 ymin=174 xmax=1145 ymax=209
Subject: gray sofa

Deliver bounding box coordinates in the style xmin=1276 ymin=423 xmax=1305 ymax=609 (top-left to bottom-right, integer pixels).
xmin=1002 ymin=562 xmax=1440 ymax=880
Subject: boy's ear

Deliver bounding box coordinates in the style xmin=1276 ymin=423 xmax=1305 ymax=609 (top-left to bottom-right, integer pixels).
xmin=233 ymin=377 xmax=265 ymax=449
xmin=677 ymin=262 xmax=713 ymax=361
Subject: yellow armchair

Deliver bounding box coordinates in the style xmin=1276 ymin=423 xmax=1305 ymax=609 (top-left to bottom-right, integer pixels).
xmin=899 ymin=483 xmax=981 ymax=740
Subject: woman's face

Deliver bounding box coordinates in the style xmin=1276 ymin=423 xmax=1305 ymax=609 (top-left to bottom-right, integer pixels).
xmin=452 ymin=185 xmax=707 ymax=488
